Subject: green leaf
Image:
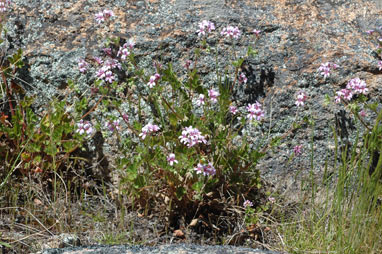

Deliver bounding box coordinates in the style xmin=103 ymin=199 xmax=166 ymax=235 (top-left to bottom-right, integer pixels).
xmin=175 ymin=186 xmax=186 ymax=201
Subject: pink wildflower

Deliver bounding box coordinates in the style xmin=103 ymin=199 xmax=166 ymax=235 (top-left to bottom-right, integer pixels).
xmin=179 ymin=126 xmax=207 ymax=148
xmin=0 ymin=0 xmax=11 ymax=12
xmin=76 ymin=120 xmax=94 ymax=137
xmin=105 ymin=119 xmax=120 ymax=132
xmin=78 ymin=59 xmax=89 ymax=73
xmin=139 ymin=123 xmax=160 ymax=140
xmin=95 ymin=9 xmax=114 ymax=24
xmin=238 ymin=73 xmax=247 ymax=84
xmin=293 ymin=145 xmax=303 ymax=156
xmin=103 ymin=47 xmax=112 ymax=56
xmin=208 ymin=89 xmax=220 ymax=104
xmin=335 ymin=89 xmax=353 ymax=103
xmin=221 ymin=26 xmax=241 ymax=39
xmin=243 ymin=200 xmax=253 ymax=208
xmin=253 ymin=29 xmax=261 ymax=36
xmin=359 ymin=110 xmax=366 ymax=117
xmin=318 ymin=62 xmax=338 ymax=78
xmin=167 ymin=153 xmax=178 ymax=166
xmin=196 ymin=94 xmax=205 ymax=106
xmin=246 ymin=101 xmax=264 ymax=121
xmin=197 ymin=20 xmax=215 ymax=37
xmin=147 ymin=74 xmax=160 ymax=88
xmin=229 ymin=105 xmax=238 ymax=115
xmin=93 ymin=56 xmax=103 ymax=65
xmin=346 ymin=77 xmax=368 ymax=95
xmin=378 ymin=61 xmax=382 ymax=71
xmin=295 ymin=91 xmax=307 ymax=107
xmin=194 ymin=162 xmax=216 ymax=176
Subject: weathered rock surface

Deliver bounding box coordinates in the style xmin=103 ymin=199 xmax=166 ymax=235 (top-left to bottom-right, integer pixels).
xmin=37 ymin=244 xmax=285 ymax=254
xmin=6 ymin=0 xmax=382 ymax=205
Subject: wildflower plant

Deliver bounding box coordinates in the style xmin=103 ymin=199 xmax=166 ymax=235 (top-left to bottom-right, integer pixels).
xmin=68 ymin=18 xmax=289 ymax=217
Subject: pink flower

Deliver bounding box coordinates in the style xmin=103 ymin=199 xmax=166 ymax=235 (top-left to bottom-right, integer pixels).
xmin=360 ymin=110 xmax=366 ymax=117
xmin=253 ymin=29 xmax=261 ymax=36
xmin=93 ymin=56 xmax=103 ymax=65
xmin=208 ymin=89 xmax=220 ymax=104
xmin=147 ymin=74 xmax=160 ymax=88
xmin=122 ymin=113 xmax=129 ymax=122
xmin=179 ymin=126 xmax=207 ymax=148
xmin=194 ymin=162 xmax=216 ymax=176
xmin=318 ymin=62 xmax=338 ymax=78
xmin=139 ymin=123 xmax=160 ymax=139
xmin=229 ymin=105 xmax=238 ymax=115
xmin=378 ymin=61 xmax=382 ymax=71
xmin=102 ymin=10 xmax=114 ymax=18
xmin=103 ymin=47 xmax=112 ymax=56
xmin=167 ymin=153 xmax=178 ymax=166
xmin=238 ymin=73 xmax=247 ymax=84
xmin=196 ymin=94 xmax=205 ymax=106
xmin=221 ymin=25 xmax=241 ymax=39
xmin=204 ymin=162 xmax=216 ymax=176
xmin=335 ymin=89 xmax=353 ymax=103
xmin=184 ymin=60 xmax=192 ymax=70
xmin=346 ymin=77 xmax=368 ymax=95
xmin=293 ymin=145 xmax=303 ymax=156
xmin=95 ymin=9 xmax=114 ymax=24
xmin=0 ymin=0 xmax=11 ymax=12
xmin=197 ymin=20 xmax=215 ymax=37
xmin=295 ymin=91 xmax=307 ymax=107
xmin=194 ymin=163 xmax=204 ymax=175
xmin=105 ymin=119 xmax=121 ymax=132
xmin=78 ymin=59 xmax=89 ymax=73
xmin=95 ymin=12 xmax=105 ymax=24
xmin=76 ymin=120 xmax=94 ymax=137
xmin=96 ymin=66 xmax=109 ymax=79
xmin=246 ymin=101 xmax=264 ymax=121
xmin=366 ymin=30 xmax=375 ymax=35
xmin=118 ymin=41 xmax=134 ymax=60
xmin=104 ymin=70 xmax=115 ymax=83
xmin=243 ymin=200 xmax=253 ymax=208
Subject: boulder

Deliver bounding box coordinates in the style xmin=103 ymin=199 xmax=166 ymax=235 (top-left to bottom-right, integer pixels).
xmin=5 ymin=0 xmax=382 ymax=193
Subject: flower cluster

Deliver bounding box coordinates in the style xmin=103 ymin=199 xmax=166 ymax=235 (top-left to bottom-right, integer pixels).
xmin=243 ymin=200 xmax=253 ymax=208
xmin=246 ymin=101 xmax=264 ymax=121
xmin=179 ymin=126 xmax=207 ymax=148
xmin=229 ymin=105 xmax=238 ymax=115
xmin=221 ymin=25 xmax=241 ymax=39
xmin=78 ymin=59 xmax=89 ymax=73
xmin=105 ymin=119 xmax=121 ymax=132
xmin=293 ymin=145 xmax=303 ymax=156
xmin=95 ymin=9 xmax=114 ymax=24
xmin=335 ymin=77 xmax=368 ymax=103
xmin=197 ymin=20 xmax=215 ymax=37
xmin=194 ymin=162 xmax=216 ymax=176
xmin=96 ymin=65 xmax=116 ymax=83
xmin=76 ymin=120 xmax=94 ymax=137
xmin=295 ymin=91 xmax=307 ymax=107
xmin=196 ymin=94 xmax=205 ymax=106
xmin=167 ymin=153 xmax=178 ymax=166
xmin=117 ymin=40 xmax=135 ymax=61
xmin=147 ymin=73 xmax=160 ymax=88
xmin=139 ymin=123 xmax=160 ymax=140
xmin=238 ymin=73 xmax=247 ymax=84
xmin=253 ymin=29 xmax=261 ymax=36
xmin=318 ymin=62 xmax=339 ymax=78
xmin=208 ymin=89 xmax=220 ymax=104
xmin=0 ymin=0 xmax=11 ymax=12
